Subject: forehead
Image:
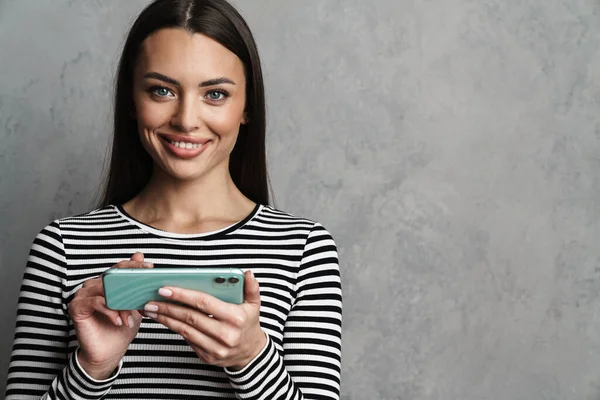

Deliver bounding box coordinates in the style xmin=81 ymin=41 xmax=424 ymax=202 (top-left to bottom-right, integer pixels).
xmin=136 ymin=28 xmax=244 ymax=81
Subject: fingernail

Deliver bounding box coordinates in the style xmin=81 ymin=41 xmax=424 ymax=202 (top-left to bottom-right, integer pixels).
xmin=158 ymin=288 xmax=172 ymax=297
xmin=249 ymin=270 xmax=254 ymax=279
xmin=143 ymin=262 xmax=153 ymax=268
xmin=116 ymin=316 xmax=123 ymax=326
xmin=127 ymin=315 xmax=134 ymax=328
xmin=146 ymin=312 xmax=158 ymax=319
xmin=144 ymin=304 xmax=158 ymax=312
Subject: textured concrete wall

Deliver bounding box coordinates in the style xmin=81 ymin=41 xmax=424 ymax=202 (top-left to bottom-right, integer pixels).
xmin=2 ymin=0 xmax=600 ymax=398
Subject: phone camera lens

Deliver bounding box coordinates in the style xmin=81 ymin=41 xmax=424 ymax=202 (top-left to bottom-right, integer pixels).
xmin=228 ymin=277 xmax=239 ymax=284
xmin=214 ymin=277 xmax=226 ymax=284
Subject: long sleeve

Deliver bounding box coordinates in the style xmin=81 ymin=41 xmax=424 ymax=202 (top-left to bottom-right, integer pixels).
xmin=4 ymin=221 xmax=120 ymax=399
xmin=226 ymin=223 xmax=342 ymax=399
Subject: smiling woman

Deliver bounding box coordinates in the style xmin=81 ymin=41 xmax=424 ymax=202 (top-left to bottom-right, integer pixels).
xmin=132 ymin=29 xmax=248 ymax=181
xmin=4 ymin=1 xmax=342 ymax=399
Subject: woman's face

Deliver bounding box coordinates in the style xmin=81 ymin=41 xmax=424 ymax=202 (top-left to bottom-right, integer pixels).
xmin=132 ymin=28 xmax=247 ymax=182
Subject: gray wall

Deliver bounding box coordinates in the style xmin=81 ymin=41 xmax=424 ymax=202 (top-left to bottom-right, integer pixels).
xmin=1 ymin=0 xmax=599 ymax=398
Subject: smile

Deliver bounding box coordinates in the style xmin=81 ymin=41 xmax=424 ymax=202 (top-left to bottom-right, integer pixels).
xmin=158 ymin=134 xmax=211 ymax=159
xmin=169 ymin=140 xmax=204 ymax=149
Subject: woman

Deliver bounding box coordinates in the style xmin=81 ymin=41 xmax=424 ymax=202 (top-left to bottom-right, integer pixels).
xmin=4 ymin=0 xmax=342 ymax=399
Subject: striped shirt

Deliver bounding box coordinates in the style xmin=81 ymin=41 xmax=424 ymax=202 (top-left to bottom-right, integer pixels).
xmin=5 ymin=204 xmax=342 ymax=399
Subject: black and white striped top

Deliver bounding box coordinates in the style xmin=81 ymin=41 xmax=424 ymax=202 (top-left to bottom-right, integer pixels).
xmin=5 ymin=204 xmax=342 ymax=399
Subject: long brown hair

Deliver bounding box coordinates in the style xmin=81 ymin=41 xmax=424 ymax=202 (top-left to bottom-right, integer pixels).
xmin=97 ymin=0 xmax=269 ymax=207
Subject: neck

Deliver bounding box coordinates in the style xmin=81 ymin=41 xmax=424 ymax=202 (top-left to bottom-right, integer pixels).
xmin=125 ymin=163 xmax=255 ymax=230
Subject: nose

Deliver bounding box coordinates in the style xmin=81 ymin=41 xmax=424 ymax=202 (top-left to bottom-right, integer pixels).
xmin=170 ymin=96 xmax=199 ymax=133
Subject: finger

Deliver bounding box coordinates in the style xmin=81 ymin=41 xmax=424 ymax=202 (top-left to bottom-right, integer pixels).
xmin=145 ymin=301 xmax=221 ymax=338
xmin=111 ymin=252 xmax=153 ymax=269
xmin=69 ymin=296 xmax=123 ymax=327
xmin=78 ymin=279 xmax=103 ymax=297
xmin=130 ymin=251 xmax=144 ymax=262
xmin=157 ymin=287 xmax=235 ymax=321
xmin=82 ymin=276 xmax=101 ymax=289
xmin=130 ymin=310 xmax=143 ymax=326
xmin=131 ymin=309 xmax=143 ymax=320
xmin=114 ymin=259 xmax=154 ymax=269
xmin=119 ymin=310 xmax=136 ymax=328
xmin=150 ymin=312 xmax=226 ymax=359
xmin=121 ymin=310 xmax=143 ymax=328
xmin=243 ymin=270 xmax=261 ymax=307
xmin=131 ymin=251 xmax=153 ymax=268
xmin=113 ymin=260 xmax=154 ymax=268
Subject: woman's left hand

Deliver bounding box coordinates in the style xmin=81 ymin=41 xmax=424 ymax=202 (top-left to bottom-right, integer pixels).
xmin=144 ymin=270 xmax=267 ymax=370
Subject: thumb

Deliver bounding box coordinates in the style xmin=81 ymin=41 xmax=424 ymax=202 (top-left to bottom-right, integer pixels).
xmin=244 ymin=270 xmax=260 ymax=306
xmin=130 ymin=251 xmax=145 ymax=262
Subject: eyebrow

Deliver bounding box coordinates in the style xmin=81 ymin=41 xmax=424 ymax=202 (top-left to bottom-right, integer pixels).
xmin=143 ymin=72 xmax=236 ymax=87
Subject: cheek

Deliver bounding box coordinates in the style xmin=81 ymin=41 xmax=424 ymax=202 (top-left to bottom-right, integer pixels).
xmin=136 ymin=100 xmax=172 ymax=129
xmin=204 ymin=104 xmax=245 ymax=136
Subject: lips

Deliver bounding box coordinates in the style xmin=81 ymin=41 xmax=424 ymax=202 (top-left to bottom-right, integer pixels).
xmin=157 ymin=133 xmax=211 ymax=159
xmin=158 ymin=132 xmax=211 ymax=145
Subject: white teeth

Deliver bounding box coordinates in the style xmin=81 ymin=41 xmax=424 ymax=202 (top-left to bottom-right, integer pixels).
xmin=169 ymin=140 xmax=203 ymax=149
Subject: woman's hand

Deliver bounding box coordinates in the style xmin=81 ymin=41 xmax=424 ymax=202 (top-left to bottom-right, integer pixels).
xmin=143 ymin=270 xmax=267 ymax=370
xmin=68 ymin=252 xmax=153 ymax=379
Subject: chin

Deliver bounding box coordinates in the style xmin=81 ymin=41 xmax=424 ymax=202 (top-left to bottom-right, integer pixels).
xmin=158 ymin=158 xmax=228 ymax=183
xmin=162 ymin=167 xmax=209 ymax=182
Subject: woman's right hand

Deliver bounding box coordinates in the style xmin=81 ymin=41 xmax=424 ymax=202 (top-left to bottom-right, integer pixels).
xmin=68 ymin=252 xmax=153 ymax=380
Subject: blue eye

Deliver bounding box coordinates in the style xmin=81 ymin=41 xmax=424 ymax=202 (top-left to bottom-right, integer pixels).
xmin=207 ymin=90 xmax=228 ymax=101
xmin=150 ymin=86 xmax=174 ymax=97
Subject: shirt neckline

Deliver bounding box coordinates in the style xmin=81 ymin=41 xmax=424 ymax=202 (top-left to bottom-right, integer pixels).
xmin=112 ymin=203 xmax=262 ymax=240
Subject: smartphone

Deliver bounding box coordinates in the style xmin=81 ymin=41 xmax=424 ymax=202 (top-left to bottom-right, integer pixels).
xmin=102 ymin=267 xmax=245 ymax=310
